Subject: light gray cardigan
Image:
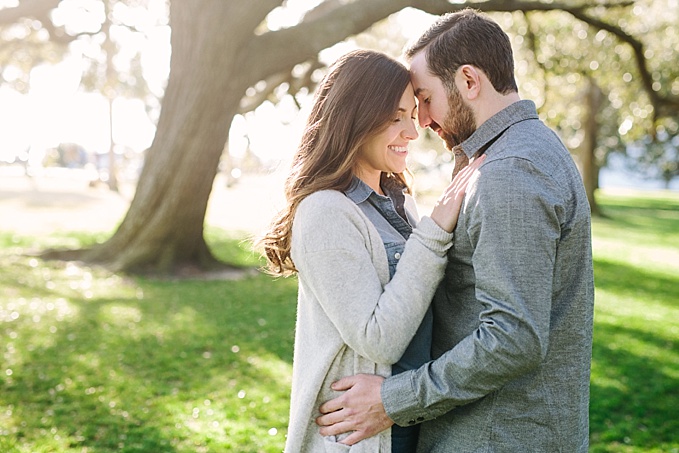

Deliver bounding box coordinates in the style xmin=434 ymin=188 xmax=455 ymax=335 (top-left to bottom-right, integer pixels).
xmin=285 ymin=189 xmax=453 ymax=452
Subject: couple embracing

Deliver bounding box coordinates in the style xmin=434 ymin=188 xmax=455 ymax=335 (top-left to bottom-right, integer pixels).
xmin=262 ymin=8 xmax=594 ymax=453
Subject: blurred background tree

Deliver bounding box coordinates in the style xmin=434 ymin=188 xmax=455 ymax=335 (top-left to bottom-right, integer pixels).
xmin=0 ymin=0 xmax=160 ymax=191
xmin=503 ymin=3 xmax=679 ymax=213
xmin=1 ymin=0 xmax=677 ymax=274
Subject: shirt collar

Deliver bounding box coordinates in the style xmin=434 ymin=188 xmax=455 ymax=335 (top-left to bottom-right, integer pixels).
xmin=460 ymin=100 xmax=539 ymax=158
xmin=344 ymin=176 xmax=374 ymax=204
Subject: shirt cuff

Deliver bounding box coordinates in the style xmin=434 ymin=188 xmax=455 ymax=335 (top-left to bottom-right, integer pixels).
xmin=382 ymin=370 xmax=427 ymax=427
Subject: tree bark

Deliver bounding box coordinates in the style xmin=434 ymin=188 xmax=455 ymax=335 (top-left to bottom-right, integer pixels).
xmin=581 ymin=77 xmax=603 ymax=217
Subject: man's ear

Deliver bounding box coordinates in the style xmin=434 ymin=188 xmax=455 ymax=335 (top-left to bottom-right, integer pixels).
xmin=457 ymin=65 xmax=481 ymax=100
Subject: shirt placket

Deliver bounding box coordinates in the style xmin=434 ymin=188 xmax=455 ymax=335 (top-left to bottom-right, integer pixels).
xmin=370 ymin=194 xmax=412 ymax=241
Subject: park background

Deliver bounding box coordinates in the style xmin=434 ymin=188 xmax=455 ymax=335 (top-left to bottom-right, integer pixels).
xmin=1 ymin=0 xmax=678 ymax=452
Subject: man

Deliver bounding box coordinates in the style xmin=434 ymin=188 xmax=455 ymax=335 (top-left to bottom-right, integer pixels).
xmin=315 ymin=9 xmax=594 ymax=452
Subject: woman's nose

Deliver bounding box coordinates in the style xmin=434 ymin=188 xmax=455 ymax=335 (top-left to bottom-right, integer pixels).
xmin=404 ymin=118 xmax=419 ymax=140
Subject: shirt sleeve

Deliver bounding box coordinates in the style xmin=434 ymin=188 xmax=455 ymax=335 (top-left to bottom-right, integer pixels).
xmin=291 ymin=192 xmax=453 ymax=365
xmin=383 ymin=157 xmax=563 ymax=424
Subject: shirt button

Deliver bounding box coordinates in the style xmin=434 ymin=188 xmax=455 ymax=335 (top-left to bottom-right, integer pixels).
xmin=394 ymin=252 xmax=401 ymax=259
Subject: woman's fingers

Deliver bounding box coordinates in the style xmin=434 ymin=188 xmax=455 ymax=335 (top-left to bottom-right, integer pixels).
xmin=443 ymin=154 xmax=486 ymax=198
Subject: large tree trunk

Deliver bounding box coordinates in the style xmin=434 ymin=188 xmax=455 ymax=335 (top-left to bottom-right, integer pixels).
xmin=581 ymin=76 xmax=603 ymax=217
xmin=71 ymin=1 xmax=254 ymax=273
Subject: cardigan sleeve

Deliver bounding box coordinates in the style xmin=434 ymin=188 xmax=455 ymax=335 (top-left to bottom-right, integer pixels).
xmin=291 ymin=190 xmax=453 ymax=364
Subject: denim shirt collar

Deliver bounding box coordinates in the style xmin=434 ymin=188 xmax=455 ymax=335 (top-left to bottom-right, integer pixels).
xmin=344 ymin=175 xmax=412 ymax=240
xmin=460 ymin=100 xmax=539 ymax=159
xmin=344 ymin=175 xmax=374 ymax=204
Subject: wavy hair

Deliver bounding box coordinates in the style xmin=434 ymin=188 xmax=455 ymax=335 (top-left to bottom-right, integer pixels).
xmin=260 ymin=49 xmax=411 ymax=276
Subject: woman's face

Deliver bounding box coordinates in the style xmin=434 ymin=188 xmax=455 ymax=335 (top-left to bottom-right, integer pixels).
xmin=354 ymin=84 xmax=418 ymax=182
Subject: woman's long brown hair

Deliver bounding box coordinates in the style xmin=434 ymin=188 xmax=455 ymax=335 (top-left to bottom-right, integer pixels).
xmin=260 ymin=49 xmax=411 ymax=276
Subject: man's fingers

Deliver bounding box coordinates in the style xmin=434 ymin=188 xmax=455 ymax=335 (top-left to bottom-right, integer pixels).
xmin=318 ymin=396 xmax=343 ymax=416
xmin=318 ymin=376 xmax=357 ymax=415
xmin=318 ymin=419 xmax=356 ymax=437
xmin=318 ymin=420 xmax=378 ymax=446
xmin=315 ymin=373 xmax=389 ymax=439
xmin=316 ymin=407 xmax=349 ymax=427
xmin=330 ymin=375 xmax=357 ymax=392
xmin=340 ymin=430 xmax=371 ymax=446
xmin=319 ymin=373 xmax=372 ymax=414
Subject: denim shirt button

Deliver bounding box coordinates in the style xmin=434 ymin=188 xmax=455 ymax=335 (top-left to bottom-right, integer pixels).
xmin=394 ymin=252 xmax=401 ymax=259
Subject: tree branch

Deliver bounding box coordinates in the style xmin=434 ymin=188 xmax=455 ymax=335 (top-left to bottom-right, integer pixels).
xmin=522 ymin=11 xmax=550 ymax=109
xmin=239 ymin=0 xmax=412 ymax=82
xmin=415 ymin=0 xmax=677 ymax=121
xmin=0 ymin=0 xmax=94 ymax=44
xmin=241 ymin=0 xmax=633 ymax=84
xmin=562 ymin=7 xmax=679 ymax=120
xmin=409 ymin=0 xmax=633 ymax=16
xmin=232 ymin=0 xmax=282 ymax=39
xmin=237 ymin=58 xmax=323 ymax=114
xmin=236 ymin=0 xmax=645 ymax=115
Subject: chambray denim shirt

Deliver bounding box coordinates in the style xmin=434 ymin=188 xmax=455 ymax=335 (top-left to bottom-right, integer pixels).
xmin=344 ymin=175 xmax=433 ymax=376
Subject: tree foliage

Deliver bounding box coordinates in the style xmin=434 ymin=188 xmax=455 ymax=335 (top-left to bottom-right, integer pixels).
xmin=505 ymin=2 xmax=679 ymax=188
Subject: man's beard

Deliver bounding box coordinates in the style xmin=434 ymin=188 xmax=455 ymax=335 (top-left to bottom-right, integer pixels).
xmin=441 ymin=84 xmax=476 ymax=151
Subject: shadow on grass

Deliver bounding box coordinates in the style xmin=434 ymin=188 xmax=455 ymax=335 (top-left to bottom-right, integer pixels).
xmin=1 ymin=266 xmax=297 ymax=452
xmin=590 ymin=320 xmax=679 ymax=451
xmin=593 ymin=257 xmax=679 ymax=311
xmin=596 ymin=195 xmax=679 ymax=237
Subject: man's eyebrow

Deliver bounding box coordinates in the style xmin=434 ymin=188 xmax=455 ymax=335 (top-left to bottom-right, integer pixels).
xmin=414 ymin=88 xmax=427 ymax=97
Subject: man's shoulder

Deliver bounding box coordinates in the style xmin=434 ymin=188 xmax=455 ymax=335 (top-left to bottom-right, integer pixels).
xmin=504 ymin=118 xmax=567 ymax=152
xmin=488 ymin=119 xmax=573 ymax=172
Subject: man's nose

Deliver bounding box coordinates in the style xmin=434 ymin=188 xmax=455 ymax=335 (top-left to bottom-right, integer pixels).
xmin=417 ymin=106 xmax=431 ymax=129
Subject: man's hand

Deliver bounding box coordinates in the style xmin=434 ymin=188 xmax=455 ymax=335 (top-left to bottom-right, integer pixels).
xmin=316 ymin=374 xmax=394 ymax=446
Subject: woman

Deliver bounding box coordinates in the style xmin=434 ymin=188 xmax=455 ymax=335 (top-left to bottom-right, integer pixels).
xmin=261 ymin=49 xmax=483 ymax=452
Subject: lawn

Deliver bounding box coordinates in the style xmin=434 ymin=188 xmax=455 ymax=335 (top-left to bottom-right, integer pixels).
xmin=588 ymin=190 xmax=679 ymax=453
xmin=0 ymin=189 xmax=678 ymax=452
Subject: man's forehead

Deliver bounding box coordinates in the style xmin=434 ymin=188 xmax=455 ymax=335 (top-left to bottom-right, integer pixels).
xmin=408 ymin=52 xmax=429 ymax=94
xmin=408 ymin=51 xmax=428 ymax=73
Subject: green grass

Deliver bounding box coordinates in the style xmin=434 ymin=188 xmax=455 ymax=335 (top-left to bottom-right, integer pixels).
xmin=1 ymin=189 xmax=678 ymax=452
xmin=0 ymin=229 xmax=297 ymax=452
xmin=589 ymin=190 xmax=679 ymax=453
